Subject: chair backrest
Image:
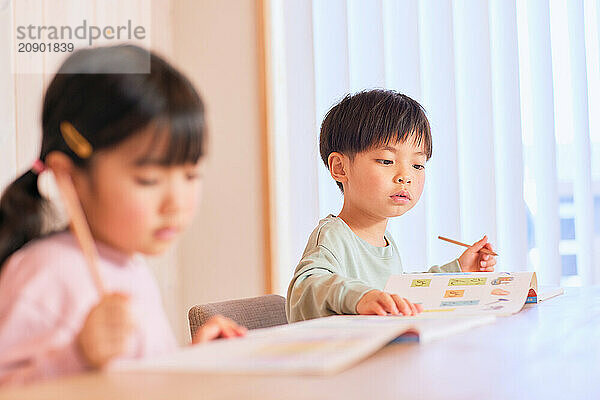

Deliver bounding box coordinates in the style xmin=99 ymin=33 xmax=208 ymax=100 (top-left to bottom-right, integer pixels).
xmin=188 ymin=294 xmax=287 ymax=339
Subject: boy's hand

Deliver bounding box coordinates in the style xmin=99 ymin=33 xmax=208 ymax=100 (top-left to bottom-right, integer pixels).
xmin=77 ymin=293 xmax=136 ymax=368
xmin=458 ymin=235 xmax=496 ymax=272
xmin=356 ymin=290 xmax=423 ymax=316
xmin=192 ymin=315 xmax=247 ymax=344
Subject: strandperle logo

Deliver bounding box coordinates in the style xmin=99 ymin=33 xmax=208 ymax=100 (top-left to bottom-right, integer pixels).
xmin=16 ymin=19 xmax=146 ymax=46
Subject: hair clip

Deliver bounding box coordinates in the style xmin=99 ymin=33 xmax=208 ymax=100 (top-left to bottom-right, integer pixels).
xmin=59 ymin=121 xmax=93 ymax=159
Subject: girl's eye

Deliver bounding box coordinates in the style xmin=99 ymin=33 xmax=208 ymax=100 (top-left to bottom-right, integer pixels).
xmin=377 ymin=159 xmax=394 ymax=165
xmin=186 ymin=172 xmax=201 ymax=181
xmin=413 ymin=164 xmax=425 ymax=170
xmin=135 ymin=177 xmax=159 ymax=186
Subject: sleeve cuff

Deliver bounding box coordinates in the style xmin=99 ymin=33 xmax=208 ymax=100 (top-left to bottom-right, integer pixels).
xmin=427 ymin=259 xmax=462 ymax=273
xmin=340 ymin=283 xmax=375 ymax=315
xmin=441 ymin=259 xmax=462 ymax=272
xmin=39 ymin=341 xmax=91 ymax=378
xmin=0 ymin=342 xmax=91 ymax=385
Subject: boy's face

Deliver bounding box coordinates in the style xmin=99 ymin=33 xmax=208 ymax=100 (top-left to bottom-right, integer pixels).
xmin=341 ymin=139 xmax=426 ymax=220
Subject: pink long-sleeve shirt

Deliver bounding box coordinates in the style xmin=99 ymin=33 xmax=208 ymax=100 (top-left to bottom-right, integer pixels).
xmin=0 ymin=231 xmax=177 ymax=385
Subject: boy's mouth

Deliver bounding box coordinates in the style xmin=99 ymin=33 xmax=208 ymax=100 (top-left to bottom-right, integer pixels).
xmin=390 ymin=191 xmax=411 ymax=204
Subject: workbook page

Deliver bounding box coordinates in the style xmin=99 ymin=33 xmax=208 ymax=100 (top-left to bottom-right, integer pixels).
xmin=385 ymin=272 xmax=536 ymax=316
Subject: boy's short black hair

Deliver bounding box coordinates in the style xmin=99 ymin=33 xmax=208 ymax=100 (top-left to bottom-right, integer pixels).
xmin=320 ymin=89 xmax=432 ymax=192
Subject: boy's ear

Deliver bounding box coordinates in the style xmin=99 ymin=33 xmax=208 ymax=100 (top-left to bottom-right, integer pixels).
xmin=328 ymin=152 xmax=348 ymax=185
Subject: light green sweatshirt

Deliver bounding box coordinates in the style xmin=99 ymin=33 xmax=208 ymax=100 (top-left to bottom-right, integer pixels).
xmin=286 ymin=215 xmax=461 ymax=322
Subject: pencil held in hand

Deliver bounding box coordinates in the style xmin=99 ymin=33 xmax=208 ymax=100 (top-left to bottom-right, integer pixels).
xmin=438 ymin=236 xmax=498 ymax=256
xmin=53 ymin=170 xmax=105 ymax=295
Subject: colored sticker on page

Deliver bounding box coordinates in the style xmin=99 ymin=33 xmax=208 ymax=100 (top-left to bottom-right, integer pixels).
xmin=525 ymin=288 xmax=538 ymax=303
xmin=448 ymin=278 xmax=487 ymax=286
xmin=422 ymin=308 xmax=456 ymax=313
xmin=491 ymin=288 xmax=510 ymax=296
xmin=444 ymin=290 xmax=465 ymax=298
xmin=491 ymin=276 xmax=514 ymax=285
xmin=440 ymin=300 xmax=480 ymax=307
xmin=410 ymin=279 xmax=432 ymax=287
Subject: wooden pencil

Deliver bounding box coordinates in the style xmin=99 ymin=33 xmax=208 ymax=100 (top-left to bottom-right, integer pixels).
xmin=438 ymin=236 xmax=498 ymax=256
xmin=53 ymin=170 xmax=105 ymax=295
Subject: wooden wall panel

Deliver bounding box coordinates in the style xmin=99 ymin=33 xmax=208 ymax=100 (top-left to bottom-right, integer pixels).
xmin=13 ymin=0 xmax=44 ymax=171
xmin=0 ymin=0 xmax=17 ymax=192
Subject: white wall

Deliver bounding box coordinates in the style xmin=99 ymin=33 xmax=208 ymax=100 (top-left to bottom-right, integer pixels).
xmin=172 ymin=0 xmax=266 ymax=332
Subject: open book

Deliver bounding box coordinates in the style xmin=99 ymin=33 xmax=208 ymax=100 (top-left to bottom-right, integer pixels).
xmin=116 ymin=314 xmax=494 ymax=375
xmin=385 ymin=271 xmax=563 ymax=316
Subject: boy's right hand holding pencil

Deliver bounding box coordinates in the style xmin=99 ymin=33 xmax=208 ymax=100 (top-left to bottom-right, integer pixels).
xmin=356 ymin=290 xmax=423 ymax=316
xmin=440 ymin=235 xmax=497 ymax=272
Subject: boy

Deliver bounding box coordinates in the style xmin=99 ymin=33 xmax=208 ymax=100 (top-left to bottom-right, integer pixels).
xmin=286 ymin=90 xmax=496 ymax=322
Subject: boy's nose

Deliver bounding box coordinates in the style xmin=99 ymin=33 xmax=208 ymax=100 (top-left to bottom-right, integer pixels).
xmin=396 ymin=176 xmax=411 ymax=184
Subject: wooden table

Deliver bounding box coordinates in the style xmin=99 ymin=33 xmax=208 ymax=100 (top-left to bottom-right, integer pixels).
xmin=1 ymin=287 xmax=598 ymax=400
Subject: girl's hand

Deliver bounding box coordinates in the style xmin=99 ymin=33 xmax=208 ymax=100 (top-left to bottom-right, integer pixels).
xmin=458 ymin=235 xmax=497 ymax=272
xmin=192 ymin=315 xmax=247 ymax=344
xmin=356 ymin=289 xmax=423 ymax=316
xmin=77 ymin=293 xmax=136 ymax=368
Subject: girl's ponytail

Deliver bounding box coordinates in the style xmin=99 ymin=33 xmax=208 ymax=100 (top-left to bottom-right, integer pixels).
xmin=0 ymin=170 xmax=48 ymax=268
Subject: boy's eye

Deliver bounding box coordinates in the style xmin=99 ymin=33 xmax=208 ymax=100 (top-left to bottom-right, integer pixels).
xmin=377 ymin=159 xmax=394 ymax=165
xmin=413 ymin=164 xmax=425 ymax=170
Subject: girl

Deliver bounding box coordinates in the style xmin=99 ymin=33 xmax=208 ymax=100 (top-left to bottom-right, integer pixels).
xmin=0 ymin=45 xmax=246 ymax=385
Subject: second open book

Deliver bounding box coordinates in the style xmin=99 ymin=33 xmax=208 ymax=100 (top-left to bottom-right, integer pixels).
xmin=117 ymin=314 xmax=495 ymax=375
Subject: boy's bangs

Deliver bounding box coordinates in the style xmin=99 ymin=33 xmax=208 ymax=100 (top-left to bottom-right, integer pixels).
xmin=347 ymin=93 xmax=432 ymax=159
xmin=371 ymin=116 xmax=432 ymax=159
xmin=138 ymin=112 xmax=205 ymax=166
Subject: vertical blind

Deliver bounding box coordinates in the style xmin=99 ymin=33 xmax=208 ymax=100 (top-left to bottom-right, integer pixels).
xmin=266 ymin=0 xmax=600 ymax=293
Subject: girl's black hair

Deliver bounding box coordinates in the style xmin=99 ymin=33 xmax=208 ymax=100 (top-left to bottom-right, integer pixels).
xmin=0 ymin=44 xmax=205 ymax=268
xmin=319 ymin=89 xmax=432 ymax=192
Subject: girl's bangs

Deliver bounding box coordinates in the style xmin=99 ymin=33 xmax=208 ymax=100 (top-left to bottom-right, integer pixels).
xmin=137 ymin=111 xmax=205 ymax=166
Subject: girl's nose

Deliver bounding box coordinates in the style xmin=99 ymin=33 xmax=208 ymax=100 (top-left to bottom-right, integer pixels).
xmin=161 ymin=184 xmax=185 ymax=215
xmin=396 ymin=176 xmax=412 ymax=184
xmin=161 ymin=195 xmax=181 ymax=215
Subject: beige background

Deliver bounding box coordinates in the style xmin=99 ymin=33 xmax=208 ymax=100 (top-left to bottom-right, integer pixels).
xmin=0 ymin=0 xmax=267 ymax=344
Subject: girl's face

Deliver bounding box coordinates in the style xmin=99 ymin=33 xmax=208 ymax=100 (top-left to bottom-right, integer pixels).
xmin=72 ymin=129 xmax=203 ymax=256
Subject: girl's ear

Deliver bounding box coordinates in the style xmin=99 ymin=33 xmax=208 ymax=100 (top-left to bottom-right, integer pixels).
xmin=328 ymin=152 xmax=348 ymax=186
xmin=45 ymin=151 xmax=75 ymax=176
